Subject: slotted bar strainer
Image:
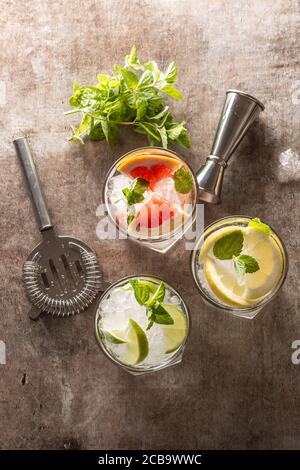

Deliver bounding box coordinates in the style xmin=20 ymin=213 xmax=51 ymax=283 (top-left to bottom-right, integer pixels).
xmin=14 ymin=137 xmax=104 ymax=320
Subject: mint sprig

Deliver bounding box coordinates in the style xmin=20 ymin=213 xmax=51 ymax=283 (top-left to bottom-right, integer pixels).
xmin=213 ymin=230 xmax=244 ymax=260
xmin=213 ymin=230 xmax=260 ymax=277
xmin=233 ymin=254 xmax=259 ymax=276
xmin=122 ymin=178 xmax=149 ymax=225
xmin=248 ymin=217 xmax=271 ymax=235
xmin=66 ymin=46 xmax=190 ymax=149
xmin=173 ymin=166 xmax=193 ymax=194
xmin=146 ymin=302 xmax=174 ymax=330
xmin=128 ymin=280 xmax=174 ymax=329
xmin=129 ymin=279 xmax=150 ymax=305
xmin=146 ymin=282 xmax=165 ymax=307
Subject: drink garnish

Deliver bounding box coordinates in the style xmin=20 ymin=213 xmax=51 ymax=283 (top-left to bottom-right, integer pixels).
xmin=122 ymin=177 xmax=149 ymax=225
xmin=100 ymin=328 xmax=127 ymax=344
xmin=213 ymin=230 xmax=260 ymax=276
xmin=129 ymin=279 xmax=151 ymax=305
xmin=248 ymin=217 xmax=271 ymax=235
xmin=125 ymin=319 xmax=149 ymax=365
xmin=128 ymin=280 xmax=174 ymax=329
xmin=160 ymin=304 xmax=188 ymax=353
xmin=99 ymin=319 xmax=149 ymax=365
xmin=233 ymin=254 xmax=260 ymax=276
xmin=173 ymin=166 xmax=193 ymax=194
xmin=213 ymin=230 xmax=244 ymax=260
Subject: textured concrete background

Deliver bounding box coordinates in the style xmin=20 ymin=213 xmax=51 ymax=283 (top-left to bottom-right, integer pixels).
xmin=0 ymin=0 xmax=299 ymax=449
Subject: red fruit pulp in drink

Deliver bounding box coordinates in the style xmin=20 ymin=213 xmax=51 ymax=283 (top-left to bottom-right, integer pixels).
xmin=130 ymin=164 xmax=173 ymax=190
xmin=137 ymin=197 xmax=175 ymax=228
xmin=130 ymin=166 xmax=153 ymax=182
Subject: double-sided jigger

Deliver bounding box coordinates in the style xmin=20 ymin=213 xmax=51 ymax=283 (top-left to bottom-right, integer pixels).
xmin=196 ymin=89 xmax=264 ymax=203
xmin=14 ymin=137 xmax=105 ymax=320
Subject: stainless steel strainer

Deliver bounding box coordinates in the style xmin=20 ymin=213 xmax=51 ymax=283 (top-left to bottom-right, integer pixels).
xmin=14 ymin=137 xmax=104 ymax=320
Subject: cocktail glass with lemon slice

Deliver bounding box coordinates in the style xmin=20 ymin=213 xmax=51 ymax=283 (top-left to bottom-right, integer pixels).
xmin=95 ymin=275 xmax=190 ymax=374
xmin=191 ymin=216 xmax=288 ymax=318
xmin=103 ymin=148 xmax=197 ymax=253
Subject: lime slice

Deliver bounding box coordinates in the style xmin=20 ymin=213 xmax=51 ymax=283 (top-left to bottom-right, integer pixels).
xmin=100 ymin=328 xmax=127 ymax=344
xmin=123 ymin=319 xmax=149 ymax=365
xmin=203 ymin=226 xmax=283 ymax=307
xmin=160 ymin=304 xmax=188 ymax=353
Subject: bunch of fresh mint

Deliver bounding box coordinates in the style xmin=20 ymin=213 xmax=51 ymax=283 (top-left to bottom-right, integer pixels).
xmin=66 ymin=46 xmax=190 ymax=149
xmin=129 ymin=280 xmax=174 ymax=330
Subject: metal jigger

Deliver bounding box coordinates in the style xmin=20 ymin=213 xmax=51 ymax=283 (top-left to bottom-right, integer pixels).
xmin=196 ymin=89 xmax=264 ymax=203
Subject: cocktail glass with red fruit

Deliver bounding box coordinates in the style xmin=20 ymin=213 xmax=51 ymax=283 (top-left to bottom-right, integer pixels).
xmin=103 ymin=148 xmax=198 ymax=253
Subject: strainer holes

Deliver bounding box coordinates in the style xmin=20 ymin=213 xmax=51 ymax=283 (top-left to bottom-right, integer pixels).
xmin=75 ymin=260 xmax=84 ymax=276
xmin=61 ymin=254 xmax=76 ymax=285
xmin=40 ymin=272 xmax=49 ymax=288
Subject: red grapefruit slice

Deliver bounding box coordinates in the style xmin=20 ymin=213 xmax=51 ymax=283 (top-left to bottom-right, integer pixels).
xmin=117 ymin=154 xmax=181 ymax=177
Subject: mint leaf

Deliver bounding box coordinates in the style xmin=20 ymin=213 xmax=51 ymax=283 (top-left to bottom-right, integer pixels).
xmin=129 ymin=280 xmax=150 ymax=305
xmin=248 ymin=217 xmax=271 ymax=235
xmin=149 ymin=106 xmax=169 ymax=121
xmin=173 ymin=166 xmax=193 ymax=194
xmin=167 ymin=122 xmax=185 ymax=140
xmin=136 ymin=97 xmax=147 ymax=120
xmin=146 ymin=319 xmax=154 ymax=330
xmin=213 ymin=230 xmax=244 ymax=260
xmin=161 ymin=84 xmax=183 ymax=100
xmin=151 ymin=303 xmax=174 ymax=324
xmin=119 ymin=68 xmax=139 ymax=89
xmin=87 ymin=119 xmax=105 ymax=141
xmin=147 ymin=282 xmax=165 ymax=307
xmin=158 ymin=126 xmax=168 ymax=148
xmin=233 ymin=256 xmax=246 ymax=277
xmin=146 ymin=302 xmax=174 ymax=329
xmin=126 ymin=205 xmax=135 ymax=225
xmin=101 ymin=121 xmax=118 ymax=146
xmin=175 ymin=127 xmax=191 ymax=148
xmin=164 ymin=62 xmax=177 ymax=84
xmin=125 ymin=46 xmax=144 ymax=71
xmin=122 ymin=178 xmax=149 ymax=225
xmin=134 ymin=122 xmax=161 ymax=144
xmin=73 ymin=79 xmax=80 ymax=92
xmin=236 ymin=254 xmax=260 ymax=274
xmin=131 ymin=177 xmax=149 ymax=197
xmin=122 ymin=178 xmax=149 ymax=205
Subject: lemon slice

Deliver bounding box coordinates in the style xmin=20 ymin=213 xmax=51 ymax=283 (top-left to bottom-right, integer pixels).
xmin=123 ymin=319 xmax=149 ymax=365
xmin=160 ymin=304 xmax=188 ymax=353
xmin=205 ymin=258 xmax=254 ymax=307
xmin=203 ymin=226 xmax=284 ymax=307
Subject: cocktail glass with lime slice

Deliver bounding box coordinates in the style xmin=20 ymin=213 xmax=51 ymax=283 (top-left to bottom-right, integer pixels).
xmin=103 ymin=147 xmax=197 ymax=253
xmin=191 ymin=216 xmax=288 ymax=318
xmin=95 ymin=275 xmax=190 ymax=374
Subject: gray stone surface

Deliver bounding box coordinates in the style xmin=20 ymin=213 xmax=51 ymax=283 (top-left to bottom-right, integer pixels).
xmin=0 ymin=0 xmax=299 ymax=450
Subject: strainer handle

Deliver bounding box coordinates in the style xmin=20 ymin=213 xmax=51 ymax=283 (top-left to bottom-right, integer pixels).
xmin=13 ymin=137 xmax=53 ymax=231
